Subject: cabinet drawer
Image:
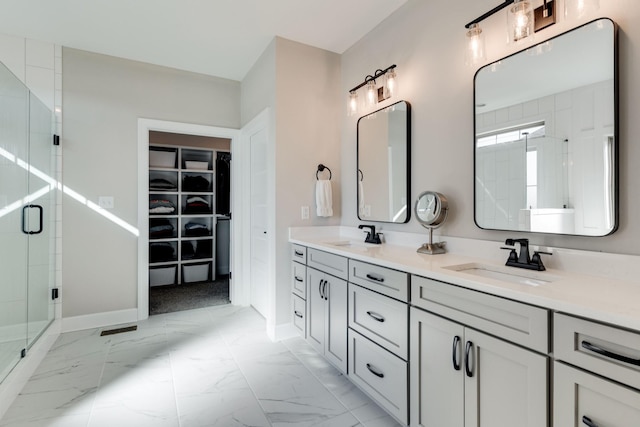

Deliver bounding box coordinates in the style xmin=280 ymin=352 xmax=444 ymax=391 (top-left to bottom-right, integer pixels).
xmin=307 ymin=248 xmax=348 ymax=280
xmin=291 ymin=261 xmax=306 ymax=299
xmin=292 ymin=294 xmax=306 ymax=338
xmin=349 ymin=259 xmax=409 ymax=302
xmin=554 ymin=362 xmax=640 ymax=427
xmin=348 ymin=329 xmax=408 ymax=425
xmin=349 ymin=283 xmax=408 ymax=359
xmin=412 ymin=275 xmax=549 ymax=353
xmin=291 ymin=244 xmax=307 ymax=263
xmin=554 ymin=313 xmax=640 ymax=391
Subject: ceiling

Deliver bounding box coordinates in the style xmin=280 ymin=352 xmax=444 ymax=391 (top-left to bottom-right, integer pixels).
xmin=0 ymin=0 xmax=407 ymax=81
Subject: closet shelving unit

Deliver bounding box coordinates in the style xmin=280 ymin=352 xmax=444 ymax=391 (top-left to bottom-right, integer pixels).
xmin=148 ymin=145 xmax=217 ymax=286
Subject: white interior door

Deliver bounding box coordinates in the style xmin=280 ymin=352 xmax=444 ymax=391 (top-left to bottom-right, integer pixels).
xmin=249 ymin=126 xmax=268 ymax=317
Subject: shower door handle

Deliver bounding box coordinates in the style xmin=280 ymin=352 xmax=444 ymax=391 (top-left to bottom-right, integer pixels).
xmin=22 ymin=204 xmax=44 ymax=235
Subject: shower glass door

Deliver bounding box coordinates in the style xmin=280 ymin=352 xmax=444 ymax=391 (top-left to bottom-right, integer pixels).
xmin=0 ymin=63 xmax=55 ymax=383
xmin=0 ymin=63 xmax=30 ymax=382
xmin=26 ymin=92 xmax=55 ymax=348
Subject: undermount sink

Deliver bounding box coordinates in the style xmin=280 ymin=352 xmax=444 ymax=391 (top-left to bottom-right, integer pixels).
xmin=326 ymin=240 xmax=377 ymax=250
xmin=443 ymin=262 xmax=559 ymax=287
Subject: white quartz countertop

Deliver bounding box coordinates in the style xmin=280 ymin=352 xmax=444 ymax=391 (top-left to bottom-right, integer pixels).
xmin=290 ymin=232 xmax=640 ymax=333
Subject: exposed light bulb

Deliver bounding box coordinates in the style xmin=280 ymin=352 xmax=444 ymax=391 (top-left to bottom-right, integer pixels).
xmin=366 ymin=80 xmax=377 ymax=107
xmin=509 ymin=0 xmax=533 ymax=42
xmin=348 ymin=91 xmax=358 ymax=117
xmin=384 ymin=69 xmax=397 ymax=99
xmin=465 ymin=23 xmax=486 ymax=66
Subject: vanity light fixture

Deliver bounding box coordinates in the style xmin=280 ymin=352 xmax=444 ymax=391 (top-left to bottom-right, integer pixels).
xmin=346 ymin=64 xmax=397 ymax=116
xmin=464 ymin=0 xmax=557 ymax=64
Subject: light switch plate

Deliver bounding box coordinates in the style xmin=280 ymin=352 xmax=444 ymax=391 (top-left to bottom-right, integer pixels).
xmin=301 ymin=206 xmax=309 ymax=220
xmin=98 ymin=196 xmax=114 ymax=209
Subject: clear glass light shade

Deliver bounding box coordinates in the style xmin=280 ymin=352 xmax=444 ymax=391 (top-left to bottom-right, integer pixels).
xmin=465 ymin=24 xmax=486 ymax=66
xmin=348 ymin=91 xmax=358 ymax=117
xmin=384 ymin=69 xmax=397 ymax=99
xmin=564 ymin=0 xmax=599 ymax=20
xmin=365 ymin=80 xmax=377 ymax=107
xmin=508 ymin=0 xmax=534 ymax=42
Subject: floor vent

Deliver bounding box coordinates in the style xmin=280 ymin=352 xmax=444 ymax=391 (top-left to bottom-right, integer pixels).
xmin=100 ymin=325 xmax=137 ymax=336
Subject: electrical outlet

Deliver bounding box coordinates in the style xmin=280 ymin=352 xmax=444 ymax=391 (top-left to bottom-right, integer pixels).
xmin=364 ymin=205 xmax=371 ymax=217
xmin=98 ymin=196 xmax=114 ymax=209
xmin=301 ymin=206 xmax=309 ymax=220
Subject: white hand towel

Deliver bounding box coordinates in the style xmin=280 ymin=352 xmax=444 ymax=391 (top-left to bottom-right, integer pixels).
xmin=316 ymin=179 xmax=333 ymax=217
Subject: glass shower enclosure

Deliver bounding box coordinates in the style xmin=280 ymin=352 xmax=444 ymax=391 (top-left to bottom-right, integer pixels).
xmin=0 ymin=61 xmax=56 ymax=383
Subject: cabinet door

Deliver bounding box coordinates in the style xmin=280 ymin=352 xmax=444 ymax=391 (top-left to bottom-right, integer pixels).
xmin=325 ymin=276 xmax=347 ymax=373
xmin=306 ymin=268 xmax=325 ymax=355
xmin=464 ymin=329 xmax=548 ymax=427
xmin=554 ymin=362 xmax=640 ymax=427
xmin=410 ymin=308 xmax=464 ymax=427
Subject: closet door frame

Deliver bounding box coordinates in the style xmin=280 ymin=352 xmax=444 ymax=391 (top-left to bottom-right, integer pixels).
xmin=137 ymin=119 xmax=239 ymax=320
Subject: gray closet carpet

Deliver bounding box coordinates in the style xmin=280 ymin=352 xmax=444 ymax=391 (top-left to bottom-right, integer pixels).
xmin=149 ymin=277 xmax=230 ymax=315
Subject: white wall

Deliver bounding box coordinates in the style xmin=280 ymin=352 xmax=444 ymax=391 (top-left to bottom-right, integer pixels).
xmin=274 ymin=38 xmax=342 ymax=327
xmin=62 ymin=48 xmax=240 ymax=318
xmin=340 ymin=0 xmax=640 ymax=255
xmin=241 ymin=37 xmax=341 ymax=331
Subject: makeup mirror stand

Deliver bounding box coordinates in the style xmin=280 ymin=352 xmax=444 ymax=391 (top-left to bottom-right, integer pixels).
xmin=415 ymin=191 xmax=449 ymax=255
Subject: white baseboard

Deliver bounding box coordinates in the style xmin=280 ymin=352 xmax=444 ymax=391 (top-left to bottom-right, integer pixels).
xmin=61 ymin=308 xmax=139 ymax=333
xmin=0 ymin=318 xmax=61 ymax=420
xmin=268 ymin=322 xmax=298 ymax=342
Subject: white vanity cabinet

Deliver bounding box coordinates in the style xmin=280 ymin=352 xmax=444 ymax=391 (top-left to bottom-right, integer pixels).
xmin=553 ymin=313 xmax=640 ymax=426
xmin=347 ymin=260 xmax=410 ymax=424
xmin=410 ymin=276 xmax=549 ymax=427
xmin=305 ymin=249 xmax=348 ymax=373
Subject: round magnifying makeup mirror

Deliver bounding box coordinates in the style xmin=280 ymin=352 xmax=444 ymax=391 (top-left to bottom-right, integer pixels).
xmin=415 ymin=191 xmax=448 ymax=254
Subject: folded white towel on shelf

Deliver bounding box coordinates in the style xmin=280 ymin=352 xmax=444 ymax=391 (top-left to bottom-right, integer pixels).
xmin=316 ymin=179 xmax=333 ymax=217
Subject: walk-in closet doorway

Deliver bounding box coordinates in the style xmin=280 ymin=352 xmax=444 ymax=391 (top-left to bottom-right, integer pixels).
xmin=137 ymin=120 xmax=240 ymax=319
xmin=147 ymin=131 xmax=231 ymax=314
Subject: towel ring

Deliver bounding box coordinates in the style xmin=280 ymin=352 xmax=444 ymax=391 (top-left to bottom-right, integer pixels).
xmin=358 ymin=169 xmax=364 ymax=182
xmin=317 ymin=164 xmax=332 ymax=180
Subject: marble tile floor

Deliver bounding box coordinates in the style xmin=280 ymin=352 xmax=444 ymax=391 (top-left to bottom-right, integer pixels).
xmin=0 ymin=305 xmax=401 ymax=427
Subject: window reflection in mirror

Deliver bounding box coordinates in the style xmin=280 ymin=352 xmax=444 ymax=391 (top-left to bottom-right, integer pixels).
xmin=474 ymin=18 xmax=617 ymax=236
xmin=357 ymin=100 xmax=411 ymax=223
